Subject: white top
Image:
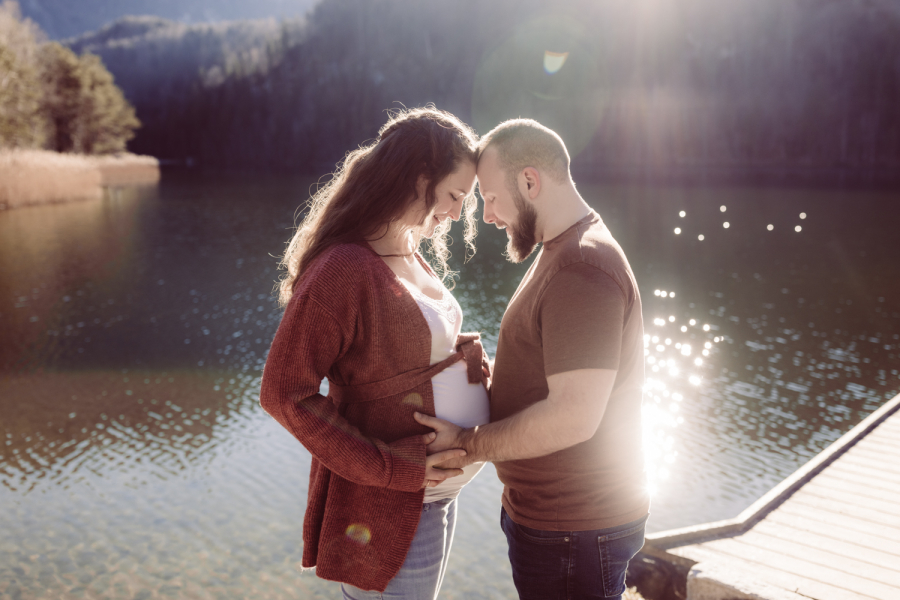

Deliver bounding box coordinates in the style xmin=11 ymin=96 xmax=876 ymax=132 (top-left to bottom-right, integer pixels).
xmin=401 ymin=279 xmax=490 ymax=502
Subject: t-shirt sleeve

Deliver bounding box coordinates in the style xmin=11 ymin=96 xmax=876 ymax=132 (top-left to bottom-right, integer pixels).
xmin=540 ymin=262 xmax=626 ymax=376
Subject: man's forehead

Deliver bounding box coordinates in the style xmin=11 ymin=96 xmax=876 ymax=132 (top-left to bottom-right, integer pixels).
xmin=476 ymin=147 xmax=503 ymax=185
xmin=478 ymin=145 xmax=499 ymax=168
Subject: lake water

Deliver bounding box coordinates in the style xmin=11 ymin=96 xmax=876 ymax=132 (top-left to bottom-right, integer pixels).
xmin=1 ymin=172 xmax=898 ymax=599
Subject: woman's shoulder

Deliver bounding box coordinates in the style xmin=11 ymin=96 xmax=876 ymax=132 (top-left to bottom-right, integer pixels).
xmin=307 ymin=242 xmax=374 ymax=276
xmin=321 ymin=242 xmax=375 ymax=265
xmin=295 ymin=242 xmax=377 ymax=299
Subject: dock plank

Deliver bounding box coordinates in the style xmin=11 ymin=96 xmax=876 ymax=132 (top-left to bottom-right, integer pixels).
xmin=855 ymin=431 xmax=900 ymax=449
xmin=827 ymin=461 xmax=900 ymax=487
xmin=799 ymin=481 xmax=899 ymax=516
xmin=671 ymin=544 xmax=872 ymax=600
xmin=789 ymin=492 xmax=900 ymax=528
xmin=776 ymin=502 xmax=900 ymax=543
xmin=735 ymin=529 xmax=900 ymax=587
xmin=811 ymin=471 xmax=900 ymax=503
xmin=825 ymin=463 xmax=900 ymax=494
xmin=697 ymin=537 xmax=899 ymax=598
xmin=751 ymin=519 xmax=900 ymax=573
xmin=871 ymin=421 xmax=900 ymax=438
xmin=842 ymin=452 xmax=900 ymax=476
xmin=766 ymin=508 xmax=900 ymax=556
xmin=844 ymin=443 xmax=900 ymax=464
xmin=677 ymin=538 xmax=884 ymax=600
xmin=842 ymin=441 xmax=900 ymax=461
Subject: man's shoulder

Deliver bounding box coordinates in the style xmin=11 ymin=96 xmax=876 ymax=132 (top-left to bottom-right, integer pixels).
xmin=546 ymin=214 xmax=633 ymax=289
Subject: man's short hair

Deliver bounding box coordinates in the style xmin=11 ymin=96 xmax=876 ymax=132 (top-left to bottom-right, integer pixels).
xmin=477 ymin=119 xmax=571 ymax=186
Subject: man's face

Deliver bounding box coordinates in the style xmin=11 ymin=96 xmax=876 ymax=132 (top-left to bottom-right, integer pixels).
xmin=476 ymin=147 xmax=539 ymax=263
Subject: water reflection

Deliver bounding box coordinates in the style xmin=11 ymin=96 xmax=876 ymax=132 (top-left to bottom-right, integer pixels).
xmin=0 ymin=188 xmax=151 ymax=372
xmin=0 ymin=369 xmax=253 ymax=493
xmin=0 ymin=175 xmax=898 ymax=598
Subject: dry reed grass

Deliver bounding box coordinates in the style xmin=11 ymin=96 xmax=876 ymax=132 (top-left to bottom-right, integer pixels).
xmin=0 ymin=149 xmax=159 ymax=209
xmin=0 ymin=149 xmax=101 ymax=208
xmin=92 ymin=153 xmax=161 ymax=187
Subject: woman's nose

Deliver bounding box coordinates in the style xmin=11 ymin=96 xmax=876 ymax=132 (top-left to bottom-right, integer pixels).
xmin=450 ymin=200 xmax=463 ymax=221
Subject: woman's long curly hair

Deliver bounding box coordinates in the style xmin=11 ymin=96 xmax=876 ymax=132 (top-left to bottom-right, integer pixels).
xmin=277 ymin=106 xmax=479 ymax=307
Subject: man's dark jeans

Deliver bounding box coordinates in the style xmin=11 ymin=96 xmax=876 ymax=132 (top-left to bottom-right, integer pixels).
xmin=501 ymin=507 xmax=647 ymax=600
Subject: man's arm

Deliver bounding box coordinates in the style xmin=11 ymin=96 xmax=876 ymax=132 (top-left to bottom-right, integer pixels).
xmin=415 ymin=367 xmax=616 ymax=465
xmin=418 ymin=262 xmax=627 ymax=469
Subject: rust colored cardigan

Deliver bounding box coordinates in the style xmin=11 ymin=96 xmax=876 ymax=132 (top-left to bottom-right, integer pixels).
xmin=259 ymin=242 xmax=489 ymax=592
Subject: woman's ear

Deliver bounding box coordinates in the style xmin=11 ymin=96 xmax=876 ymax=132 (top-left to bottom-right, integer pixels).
xmin=416 ymin=174 xmax=429 ymax=201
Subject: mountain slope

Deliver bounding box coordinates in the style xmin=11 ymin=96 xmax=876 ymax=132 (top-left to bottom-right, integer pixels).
xmin=18 ymin=0 xmax=317 ymax=39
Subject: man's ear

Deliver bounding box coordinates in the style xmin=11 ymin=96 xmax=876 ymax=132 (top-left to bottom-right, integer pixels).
xmin=521 ymin=167 xmax=541 ymax=200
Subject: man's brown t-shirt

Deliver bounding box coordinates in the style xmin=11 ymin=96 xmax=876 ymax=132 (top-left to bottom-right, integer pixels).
xmin=492 ymin=211 xmax=649 ymax=531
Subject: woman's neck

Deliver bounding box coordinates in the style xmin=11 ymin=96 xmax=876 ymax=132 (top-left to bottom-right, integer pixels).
xmin=366 ymin=224 xmax=418 ymax=258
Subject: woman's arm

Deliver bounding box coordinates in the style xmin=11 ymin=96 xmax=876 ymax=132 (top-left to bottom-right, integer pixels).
xmin=260 ymin=290 xmax=464 ymax=491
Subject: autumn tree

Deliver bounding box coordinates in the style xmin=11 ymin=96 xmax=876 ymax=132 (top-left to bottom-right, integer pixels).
xmin=36 ymin=43 xmax=83 ymax=152
xmin=74 ymin=53 xmax=140 ymax=153
xmin=36 ymin=42 xmax=140 ymax=154
xmin=0 ymin=0 xmax=43 ymax=147
xmin=0 ymin=1 xmax=140 ymax=154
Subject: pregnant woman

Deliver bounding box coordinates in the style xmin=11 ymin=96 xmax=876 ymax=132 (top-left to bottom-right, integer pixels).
xmin=259 ymin=106 xmax=491 ymax=600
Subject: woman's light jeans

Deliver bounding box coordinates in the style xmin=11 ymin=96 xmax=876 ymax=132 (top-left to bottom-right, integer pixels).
xmin=341 ymin=497 xmax=457 ymax=600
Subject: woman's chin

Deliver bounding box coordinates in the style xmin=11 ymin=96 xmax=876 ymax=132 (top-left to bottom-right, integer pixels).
xmin=420 ymin=220 xmax=439 ymax=239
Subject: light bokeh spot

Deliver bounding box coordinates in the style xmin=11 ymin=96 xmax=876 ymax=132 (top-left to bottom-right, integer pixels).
xmin=471 ymin=15 xmax=606 ymax=159
xmin=345 ymin=524 xmax=371 ymax=546
xmin=402 ymin=393 xmax=423 ymax=407
xmin=543 ymin=51 xmax=569 ymax=74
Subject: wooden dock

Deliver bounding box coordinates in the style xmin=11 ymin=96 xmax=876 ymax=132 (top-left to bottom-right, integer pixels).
xmin=639 ymin=392 xmax=900 ymax=600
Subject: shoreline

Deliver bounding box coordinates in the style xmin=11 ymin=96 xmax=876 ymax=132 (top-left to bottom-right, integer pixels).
xmin=0 ymin=150 xmax=160 ymax=210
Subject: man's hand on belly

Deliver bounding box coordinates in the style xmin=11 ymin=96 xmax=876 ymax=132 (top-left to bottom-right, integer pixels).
xmin=414 ymin=412 xmax=474 ymax=470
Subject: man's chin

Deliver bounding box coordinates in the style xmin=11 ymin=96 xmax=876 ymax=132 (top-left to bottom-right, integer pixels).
xmin=505 ymin=238 xmax=538 ymax=264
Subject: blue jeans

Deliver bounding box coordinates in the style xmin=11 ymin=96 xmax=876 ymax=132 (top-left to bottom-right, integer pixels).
xmin=501 ymin=507 xmax=647 ymax=600
xmin=341 ymin=498 xmax=457 ymax=600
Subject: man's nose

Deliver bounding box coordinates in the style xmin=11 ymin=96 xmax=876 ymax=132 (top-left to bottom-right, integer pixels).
xmin=482 ymin=202 xmax=495 ymax=224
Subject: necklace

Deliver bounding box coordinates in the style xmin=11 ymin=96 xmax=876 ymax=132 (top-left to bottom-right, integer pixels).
xmin=376 ymin=251 xmax=415 ymax=258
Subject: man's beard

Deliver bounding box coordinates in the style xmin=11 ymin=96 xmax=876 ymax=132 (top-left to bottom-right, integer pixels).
xmin=505 ymin=187 xmax=539 ymax=263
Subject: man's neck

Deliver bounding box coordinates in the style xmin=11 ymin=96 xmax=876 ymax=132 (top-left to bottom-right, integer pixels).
xmin=535 ymin=184 xmax=592 ymax=244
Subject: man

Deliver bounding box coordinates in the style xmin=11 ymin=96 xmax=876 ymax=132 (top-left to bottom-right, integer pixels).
xmin=414 ymin=119 xmax=648 ymax=600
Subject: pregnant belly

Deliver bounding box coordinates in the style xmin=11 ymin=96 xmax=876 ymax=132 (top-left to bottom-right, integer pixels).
xmin=424 ymin=361 xmax=490 ymax=502
xmin=430 ymin=360 xmax=490 ymax=428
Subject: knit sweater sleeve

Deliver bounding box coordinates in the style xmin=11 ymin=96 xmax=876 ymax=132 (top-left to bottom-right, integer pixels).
xmin=259 ymin=287 xmax=426 ymax=493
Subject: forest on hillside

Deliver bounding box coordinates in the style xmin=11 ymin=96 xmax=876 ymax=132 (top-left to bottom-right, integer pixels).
xmin=69 ymin=0 xmax=900 ymax=182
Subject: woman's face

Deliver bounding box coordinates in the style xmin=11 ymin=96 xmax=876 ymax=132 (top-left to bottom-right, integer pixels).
xmin=407 ymin=160 xmax=477 ymax=239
